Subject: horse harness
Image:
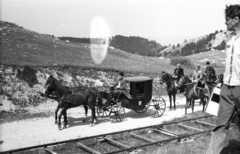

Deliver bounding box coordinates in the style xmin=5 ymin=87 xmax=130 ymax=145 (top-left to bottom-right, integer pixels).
xmin=59 ymin=89 xmax=77 ymax=106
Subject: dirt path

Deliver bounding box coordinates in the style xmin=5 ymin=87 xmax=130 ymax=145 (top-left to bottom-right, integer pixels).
xmin=0 ymin=95 xmax=204 ymax=152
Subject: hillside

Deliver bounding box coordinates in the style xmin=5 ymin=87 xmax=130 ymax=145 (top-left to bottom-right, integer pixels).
xmin=0 ymin=21 xmax=173 ymax=74
xmin=160 ymin=30 xmax=228 ymax=57
xmin=59 ymin=35 xmax=165 ymax=57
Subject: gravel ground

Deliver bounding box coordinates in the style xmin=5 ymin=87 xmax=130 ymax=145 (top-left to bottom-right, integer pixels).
xmin=0 ymin=95 xmax=204 ymax=152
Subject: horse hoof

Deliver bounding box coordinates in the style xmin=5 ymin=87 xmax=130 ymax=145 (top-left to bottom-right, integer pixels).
xmin=90 ymin=123 xmax=95 ymax=127
xmin=63 ymin=125 xmax=67 ymax=129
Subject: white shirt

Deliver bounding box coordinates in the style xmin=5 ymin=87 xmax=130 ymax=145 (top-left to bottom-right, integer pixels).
xmin=223 ymin=32 xmax=240 ymax=86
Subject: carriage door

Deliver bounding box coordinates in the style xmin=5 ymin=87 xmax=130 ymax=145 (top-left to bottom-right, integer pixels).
xmin=134 ymin=82 xmax=145 ymax=110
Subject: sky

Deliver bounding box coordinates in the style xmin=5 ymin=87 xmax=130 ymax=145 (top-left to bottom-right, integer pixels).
xmin=1 ymin=0 xmax=240 ymax=46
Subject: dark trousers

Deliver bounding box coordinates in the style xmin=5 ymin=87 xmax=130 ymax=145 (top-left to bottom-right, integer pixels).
xmin=206 ymin=84 xmax=240 ymax=154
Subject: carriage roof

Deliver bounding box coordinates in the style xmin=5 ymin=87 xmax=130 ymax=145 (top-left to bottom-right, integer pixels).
xmin=124 ymin=77 xmax=152 ymax=82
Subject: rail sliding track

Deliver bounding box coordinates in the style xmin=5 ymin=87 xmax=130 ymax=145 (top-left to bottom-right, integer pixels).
xmin=1 ymin=115 xmax=224 ymax=154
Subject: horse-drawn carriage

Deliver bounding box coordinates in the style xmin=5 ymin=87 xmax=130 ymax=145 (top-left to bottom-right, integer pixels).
xmin=43 ymin=75 xmax=166 ymax=129
xmin=97 ymin=77 xmax=166 ymax=122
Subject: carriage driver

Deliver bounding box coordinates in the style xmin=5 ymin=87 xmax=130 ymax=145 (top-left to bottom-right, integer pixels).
xmin=110 ymin=72 xmax=127 ymax=100
xmin=172 ymin=63 xmax=184 ymax=87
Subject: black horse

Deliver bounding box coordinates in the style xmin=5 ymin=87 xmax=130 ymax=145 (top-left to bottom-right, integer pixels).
xmin=177 ymin=76 xmax=213 ymax=114
xmin=44 ymin=75 xmax=102 ymax=129
xmin=159 ymin=71 xmax=184 ymax=110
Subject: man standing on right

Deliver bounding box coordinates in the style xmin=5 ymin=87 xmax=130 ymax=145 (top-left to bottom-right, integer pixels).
xmin=206 ymin=4 xmax=240 ymax=154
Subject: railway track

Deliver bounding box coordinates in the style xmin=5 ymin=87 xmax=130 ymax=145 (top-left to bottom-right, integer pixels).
xmin=1 ymin=115 xmax=222 ymax=154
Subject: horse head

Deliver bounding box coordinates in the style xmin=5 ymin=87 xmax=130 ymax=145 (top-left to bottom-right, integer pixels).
xmin=177 ymin=76 xmax=192 ymax=87
xmin=159 ymin=71 xmax=170 ymax=84
xmin=45 ymin=75 xmax=54 ymax=87
xmin=44 ymin=75 xmax=57 ymax=96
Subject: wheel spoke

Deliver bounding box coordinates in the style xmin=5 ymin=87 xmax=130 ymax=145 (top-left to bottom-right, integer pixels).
xmin=150 ymin=96 xmax=166 ymax=118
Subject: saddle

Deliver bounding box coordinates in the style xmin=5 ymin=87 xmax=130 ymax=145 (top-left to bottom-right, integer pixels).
xmin=193 ymin=80 xmax=205 ymax=96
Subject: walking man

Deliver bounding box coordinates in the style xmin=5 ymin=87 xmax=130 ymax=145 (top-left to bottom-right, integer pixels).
xmin=206 ymin=4 xmax=240 ymax=154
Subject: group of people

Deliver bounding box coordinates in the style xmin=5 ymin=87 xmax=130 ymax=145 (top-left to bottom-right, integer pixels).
xmin=172 ymin=60 xmax=216 ymax=86
xmin=110 ymin=4 xmax=240 ymax=154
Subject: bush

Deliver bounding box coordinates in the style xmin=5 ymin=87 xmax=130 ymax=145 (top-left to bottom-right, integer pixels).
xmin=170 ymin=57 xmax=194 ymax=69
xmin=17 ymin=66 xmax=38 ymax=87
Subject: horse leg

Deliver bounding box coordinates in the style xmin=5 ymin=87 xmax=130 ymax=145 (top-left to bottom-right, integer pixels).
xmin=185 ymin=98 xmax=189 ymax=114
xmin=63 ymin=109 xmax=68 ymax=129
xmin=168 ymin=94 xmax=172 ymax=109
xmin=55 ymin=105 xmax=60 ymax=124
xmin=173 ymin=94 xmax=176 ymax=110
xmin=202 ymin=97 xmax=207 ymax=113
xmin=188 ymin=99 xmax=191 ymax=108
xmin=58 ymin=108 xmax=63 ymax=130
xmin=82 ymin=105 xmax=88 ymax=122
xmin=191 ymin=99 xmax=195 ymax=114
xmin=90 ymin=106 xmax=97 ymax=126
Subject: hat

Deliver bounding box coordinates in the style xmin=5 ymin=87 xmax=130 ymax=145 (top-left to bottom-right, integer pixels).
xmin=119 ymin=72 xmax=124 ymax=76
xmin=206 ymin=61 xmax=210 ymax=65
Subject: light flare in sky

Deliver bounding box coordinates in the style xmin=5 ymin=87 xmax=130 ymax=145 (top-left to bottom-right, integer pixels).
xmin=90 ymin=16 xmax=112 ymax=64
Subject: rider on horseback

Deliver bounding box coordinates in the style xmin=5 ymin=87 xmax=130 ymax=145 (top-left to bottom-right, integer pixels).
xmin=192 ymin=64 xmax=205 ymax=94
xmin=204 ymin=61 xmax=216 ymax=85
xmin=173 ymin=63 xmax=184 ymax=87
xmin=192 ymin=64 xmax=203 ymax=82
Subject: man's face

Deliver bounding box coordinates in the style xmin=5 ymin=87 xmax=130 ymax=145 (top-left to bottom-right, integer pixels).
xmin=225 ymin=16 xmax=239 ymax=31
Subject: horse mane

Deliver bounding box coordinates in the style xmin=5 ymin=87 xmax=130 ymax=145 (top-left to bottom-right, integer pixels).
xmin=51 ymin=77 xmax=68 ymax=92
xmin=162 ymin=71 xmax=173 ymax=80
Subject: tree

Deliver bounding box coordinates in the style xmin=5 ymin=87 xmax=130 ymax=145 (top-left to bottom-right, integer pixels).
xmin=175 ymin=50 xmax=180 ymax=55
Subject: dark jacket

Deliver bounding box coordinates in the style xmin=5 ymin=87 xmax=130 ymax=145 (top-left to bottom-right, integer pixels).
xmin=205 ymin=66 xmax=216 ymax=82
xmin=174 ymin=68 xmax=184 ymax=78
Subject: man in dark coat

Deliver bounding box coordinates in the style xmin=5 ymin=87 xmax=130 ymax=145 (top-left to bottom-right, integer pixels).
xmin=205 ymin=61 xmax=216 ymax=85
xmin=173 ymin=63 xmax=184 ymax=86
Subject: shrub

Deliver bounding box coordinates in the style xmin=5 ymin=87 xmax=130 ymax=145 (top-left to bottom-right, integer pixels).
xmin=170 ymin=57 xmax=194 ymax=69
xmin=17 ymin=66 xmax=38 ymax=87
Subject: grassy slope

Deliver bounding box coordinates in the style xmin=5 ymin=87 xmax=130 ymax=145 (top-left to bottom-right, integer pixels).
xmin=0 ymin=21 xmax=225 ymax=76
xmin=0 ymin=21 xmax=171 ymax=74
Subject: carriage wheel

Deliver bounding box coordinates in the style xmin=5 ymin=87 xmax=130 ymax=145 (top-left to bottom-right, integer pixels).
xmin=97 ymin=98 xmax=112 ymax=118
xmin=110 ymin=105 xmax=125 ymax=122
xmin=134 ymin=103 xmax=149 ymax=113
xmin=150 ymin=96 xmax=166 ymax=118
xmin=97 ymin=106 xmax=110 ymax=118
